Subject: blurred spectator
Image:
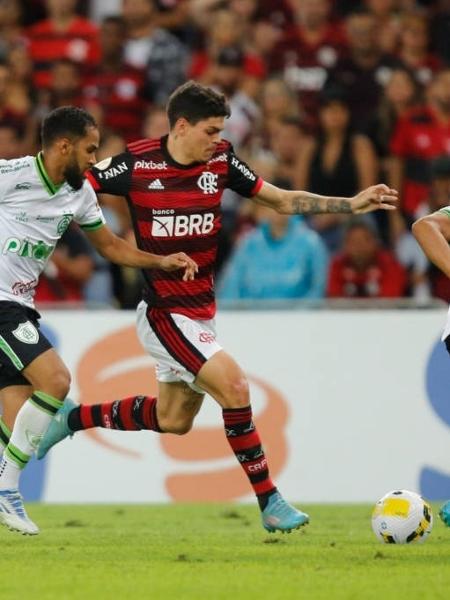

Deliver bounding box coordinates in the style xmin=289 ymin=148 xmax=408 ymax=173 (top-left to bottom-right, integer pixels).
xmin=34 ymin=222 xmax=95 ymax=305
xmin=0 ymin=0 xmax=26 ymax=57
xmin=430 ymin=1 xmax=450 ymax=66
xmin=0 ymin=122 xmax=22 ymax=158
xmin=268 ymin=116 xmax=306 ymax=188
xmin=373 ymin=66 xmax=422 ymax=158
xmin=396 ymin=12 xmax=441 ymax=86
xmin=389 ymin=67 xmax=450 ymax=227
xmin=296 ymin=89 xmax=378 ymax=251
xmin=327 ymin=220 xmax=407 ymax=298
xmin=36 ymin=58 xmax=102 ymax=124
xmin=267 ymin=0 xmax=348 ymax=128
xmin=216 ymin=157 xmax=279 ymax=277
xmin=122 ymin=0 xmax=186 ymax=105
xmin=27 ymin=0 xmax=100 ymax=90
xmin=152 ymin=0 xmax=194 ymax=44
xmin=327 ymin=9 xmax=397 ymax=135
xmin=142 ymin=105 xmax=169 ymax=138
xmin=208 ymin=45 xmax=260 ymax=149
xmin=189 ymin=9 xmax=266 ymax=99
xmin=218 ymin=206 xmax=328 ymax=301
xmin=257 ymin=77 xmax=301 ymax=146
xmin=0 ymin=60 xmax=30 ymax=132
xmin=84 ymin=15 xmax=148 ymax=141
xmin=364 ymin=0 xmax=401 ymax=55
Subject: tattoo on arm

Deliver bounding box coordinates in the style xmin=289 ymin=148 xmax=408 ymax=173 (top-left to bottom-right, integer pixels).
xmin=291 ymin=195 xmax=352 ymax=215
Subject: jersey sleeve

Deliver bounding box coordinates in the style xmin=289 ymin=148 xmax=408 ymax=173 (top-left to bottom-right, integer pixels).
xmin=86 ymin=151 xmax=134 ymax=196
xmin=226 ymin=149 xmax=264 ymax=197
xmin=439 ymin=207 xmax=450 ymax=218
xmin=74 ymin=181 xmax=107 ymax=232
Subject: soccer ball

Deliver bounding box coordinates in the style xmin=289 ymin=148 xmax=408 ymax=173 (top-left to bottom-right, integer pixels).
xmin=371 ymin=490 xmax=433 ymax=544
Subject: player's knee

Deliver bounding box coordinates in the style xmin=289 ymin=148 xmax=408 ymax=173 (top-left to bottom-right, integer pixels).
xmin=171 ymin=420 xmax=194 ymax=435
xmin=223 ymin=376 xmax=249 ymax=408
xmin=159 ymin=416 xmax=193 ymax=435
xmin=38 ymin=368 xmax=71 ymax=400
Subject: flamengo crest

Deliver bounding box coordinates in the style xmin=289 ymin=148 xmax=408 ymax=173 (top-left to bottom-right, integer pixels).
xmin=197 ymin=172 xmax=218 ymax=194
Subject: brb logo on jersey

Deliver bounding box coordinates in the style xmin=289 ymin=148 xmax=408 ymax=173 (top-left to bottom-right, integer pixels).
xmin=152 ymin=211 xmax=214 ymax=237
xmin=197 ymin=172 xmax=218 ymax=194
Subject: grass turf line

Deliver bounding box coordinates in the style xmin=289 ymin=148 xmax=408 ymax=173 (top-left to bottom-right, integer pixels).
xmin=0 ymin=503 xmax=448 ymax=600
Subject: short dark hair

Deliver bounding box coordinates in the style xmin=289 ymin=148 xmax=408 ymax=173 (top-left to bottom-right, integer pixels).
xmin=167 ymin=81 xmax=230 ymax=128
xmin=41 ymin=106 xmax=97 ymax=148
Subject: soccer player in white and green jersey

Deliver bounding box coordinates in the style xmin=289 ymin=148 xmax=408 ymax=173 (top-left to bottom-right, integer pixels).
xmin=412 ymin=156 xmax=450 ymax=528
xmin=0 ymin=106 xmax=197 ymax=535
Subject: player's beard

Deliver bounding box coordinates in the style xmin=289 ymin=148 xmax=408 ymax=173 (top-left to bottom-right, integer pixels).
xmin=64 ymin=159 xmax=84 ymax=190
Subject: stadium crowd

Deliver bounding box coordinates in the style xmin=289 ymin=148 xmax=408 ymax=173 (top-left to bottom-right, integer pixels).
xmin=1 ymin=0 xmax=450 ymax=306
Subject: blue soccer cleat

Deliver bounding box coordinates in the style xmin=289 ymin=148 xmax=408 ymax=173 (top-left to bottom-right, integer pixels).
xmin=36 ymin=397 xmax=78 ymax=460
xmin=439 ymin=500 xmax=450 ymax=527
xmin=0 ymin=489 xmax=39 ymax=535
xmin=261 ymin=492 xmax=309 ymax=533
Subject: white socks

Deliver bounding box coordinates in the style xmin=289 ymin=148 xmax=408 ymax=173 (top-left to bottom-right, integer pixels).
xmin=0 ymin=392 xmax=63 ymax=490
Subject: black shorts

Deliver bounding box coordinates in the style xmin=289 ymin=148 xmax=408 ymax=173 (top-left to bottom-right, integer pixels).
xmin=0 ymin=301 xmax=53 ymax=390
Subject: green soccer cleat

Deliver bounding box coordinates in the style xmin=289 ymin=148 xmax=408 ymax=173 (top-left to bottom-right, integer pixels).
xmin=0 ymin=488 xmax=39 ymax=535
xmin=261 ymin=492 xmax=309 ymax=533
xmin=36 ymin=397 xmax=78 ymax=460
xmin=439 ymin=500 xmax=450 ymax=526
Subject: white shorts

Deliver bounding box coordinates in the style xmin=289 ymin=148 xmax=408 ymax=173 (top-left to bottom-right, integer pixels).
xmin=136 ymin=300 xmax=222 ymax=393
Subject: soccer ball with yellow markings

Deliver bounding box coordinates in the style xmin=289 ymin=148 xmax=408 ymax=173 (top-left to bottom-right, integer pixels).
xmin=371 ymin=490 xmax=433 ymax=544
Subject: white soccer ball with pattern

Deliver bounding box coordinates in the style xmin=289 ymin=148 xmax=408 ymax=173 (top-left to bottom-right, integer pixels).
xmin=371 ymin=490 xmax=433 ymax=544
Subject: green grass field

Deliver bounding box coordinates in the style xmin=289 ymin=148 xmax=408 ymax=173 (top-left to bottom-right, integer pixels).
xmin=1 ymin=503 xmax=449 ymax=600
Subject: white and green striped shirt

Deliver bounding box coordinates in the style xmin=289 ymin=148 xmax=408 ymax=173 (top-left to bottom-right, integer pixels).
xmin=0 ymin=153 xmax=105 ymax=308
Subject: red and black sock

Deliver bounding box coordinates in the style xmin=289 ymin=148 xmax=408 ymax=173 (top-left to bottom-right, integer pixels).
xmin=223 ymin=405 xmax=277 ymax=511
xmin=68 ymin=396 xmax=161 ymax=432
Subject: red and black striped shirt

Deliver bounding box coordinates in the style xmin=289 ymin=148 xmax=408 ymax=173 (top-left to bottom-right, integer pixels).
xmin=27 ymin=17 xmax=100 ymax=89
xmin=86 ymin=136 xmax=263 ymax=319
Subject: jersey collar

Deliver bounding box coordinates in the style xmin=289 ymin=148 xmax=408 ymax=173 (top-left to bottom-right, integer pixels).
xmin=35 ymin=152 xmax=64 ymax=196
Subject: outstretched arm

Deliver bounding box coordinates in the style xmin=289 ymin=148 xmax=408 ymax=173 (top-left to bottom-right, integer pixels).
xmin=85 ymin=225 xmax=198 ymax=281
xmin=253 ymin=182 xmax=398 ymax=215
xmin=412 ymin=212 xmax=450 ymax=279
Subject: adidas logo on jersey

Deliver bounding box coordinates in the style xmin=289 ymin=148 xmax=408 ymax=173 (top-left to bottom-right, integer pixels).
xmin=148 ymin=179 xmax=165 ymax=190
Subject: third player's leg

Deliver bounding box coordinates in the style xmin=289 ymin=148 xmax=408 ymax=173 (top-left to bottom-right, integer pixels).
xmin=0 ymin=385 xmax=32 ymax=431
xmin=22 ymin=349 xmax=71 ymax=400
xmin=157 ymin=381 xmax=204 ymax=434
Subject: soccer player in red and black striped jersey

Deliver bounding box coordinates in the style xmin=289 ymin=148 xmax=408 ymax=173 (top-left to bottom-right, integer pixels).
xmin=37 ymin=81 xmax=398 ymax=533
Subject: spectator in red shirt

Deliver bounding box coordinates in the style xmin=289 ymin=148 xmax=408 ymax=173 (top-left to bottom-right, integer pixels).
xmin=396 ymin=13 xmax=442 ymax=87
xmin=327 ymin=220 xmax=407 ymax=298
xmin=26 ymin=0 xmax=100 ymax=90
xmin=267 ymin=0 xmax=348 ymax=127
xmin=36 ymin=58 xmax=101 ymax=125
xmin=83 ymin=16 xmax=148 ymax=141
xmin=389 ymin=67 xmax=450 ymax=224
xmin=189 ymin=9 xmax=266 ymax=99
